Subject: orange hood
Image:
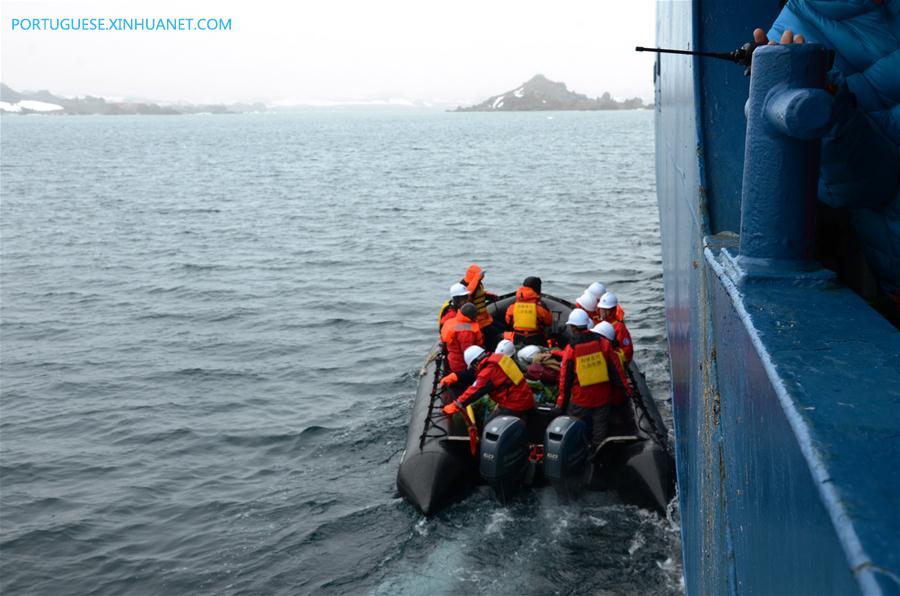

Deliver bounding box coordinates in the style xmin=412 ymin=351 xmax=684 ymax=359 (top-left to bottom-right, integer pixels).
xmin=515 ymin=286 xmax=540 ymax=302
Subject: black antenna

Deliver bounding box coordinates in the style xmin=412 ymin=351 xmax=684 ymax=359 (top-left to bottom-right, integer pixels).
xmin=636 ymin=43 xmax=761 ymax=73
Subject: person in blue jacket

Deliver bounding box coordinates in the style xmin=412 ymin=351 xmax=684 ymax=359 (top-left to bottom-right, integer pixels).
xmin=754 ymin=0 xmax=899 ymax=315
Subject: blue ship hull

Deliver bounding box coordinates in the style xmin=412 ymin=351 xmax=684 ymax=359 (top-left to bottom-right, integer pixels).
xmin=654 ymin=2 xmax=900 ymax=594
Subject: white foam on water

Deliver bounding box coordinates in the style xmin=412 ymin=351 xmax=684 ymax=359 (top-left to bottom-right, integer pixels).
xmin=484 ymin=508 xmax=513 ymax=535
xmin=371 ymin=537 xmax=467 ymax=595
xmin=588 ymin=514 xmax=608 ymax=527
xmin=628 ymin=531 xmax=645 ymax=555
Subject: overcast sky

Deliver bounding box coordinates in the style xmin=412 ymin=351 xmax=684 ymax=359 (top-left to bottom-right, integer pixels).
xmin=2 ymin=0 xmax=657 ymax=105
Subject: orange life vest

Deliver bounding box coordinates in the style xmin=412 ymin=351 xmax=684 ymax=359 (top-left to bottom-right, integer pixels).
xmin=463 ymin=264 xmax=493 ymax=329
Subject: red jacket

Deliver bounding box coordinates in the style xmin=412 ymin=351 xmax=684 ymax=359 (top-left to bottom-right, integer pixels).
xmin=600 ymin=337 xmax=631 ymax=406
xmin=557 ymin=335 xmax=609 ymax=409
xmin=456 ymin=353 xmax=535 ymax=412
xmin=441 ymin=311 xmax=484 ymax=372
xmin=603 ymin=312 xmax=634 ymax=363
xmin=557 ymin=332 xmax=631 ymax=409
xmin=504 ymin=286 xmax=552 ymax=335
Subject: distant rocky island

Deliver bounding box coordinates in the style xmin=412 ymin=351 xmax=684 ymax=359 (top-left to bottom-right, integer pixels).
xmin=0 ymin=83 xmax=265 ymax=116
xmin=454 ymin=74 xmax=646 ymax=112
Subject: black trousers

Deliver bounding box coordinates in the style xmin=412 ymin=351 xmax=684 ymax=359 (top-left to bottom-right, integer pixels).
xmin=482 ymin=319 xmax=507 ymax=351
xmin=567 ymin=404 xmax=611 ymax=446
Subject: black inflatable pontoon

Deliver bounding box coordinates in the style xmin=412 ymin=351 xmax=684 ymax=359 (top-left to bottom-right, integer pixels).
xmin=396 ymin=293 xmax=675 ymax=516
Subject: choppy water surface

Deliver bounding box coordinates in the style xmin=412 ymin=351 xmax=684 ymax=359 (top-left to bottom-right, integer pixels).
xmin=1 ymin=110 xmax=681 ymax=594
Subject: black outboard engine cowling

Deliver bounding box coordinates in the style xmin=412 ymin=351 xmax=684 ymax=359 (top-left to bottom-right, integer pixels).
xmin=544 ymin=416 xmax=589 ymax=501
xmin=479 ymin=416 xmax=529 ymax=503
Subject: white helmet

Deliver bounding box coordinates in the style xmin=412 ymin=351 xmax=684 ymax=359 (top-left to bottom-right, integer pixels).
xmin=449 ymin=282 xmax=469 ymax=298
xmin=495 ymin=339 xmax=515 ymax=358
xmin=587 ymin=282 xmax=606 ymax=300
xmin=591 ymin=321 xmax=616 ymax=341
xmin=566 ymin=308 xmax=591 ymax=328
xmin=463 ymin=345 xmax=487 ymax=368
xmin=517 ymin=345 xmax=542 ymax=365
xmin=576 ymin=292 xmax=598 ymax=312
xmin=599 ymin=291 xmax=618 ymax=309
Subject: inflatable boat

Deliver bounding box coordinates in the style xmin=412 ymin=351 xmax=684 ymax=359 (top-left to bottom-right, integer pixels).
xmin=396 ymin=293 xmax=676 ymax=516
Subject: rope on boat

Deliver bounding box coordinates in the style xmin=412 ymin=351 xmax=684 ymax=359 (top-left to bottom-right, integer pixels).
xmin=627 ymin=368 xmax=671 ymax=456
xmin=418 ymin=350 xmax=451 ymax=449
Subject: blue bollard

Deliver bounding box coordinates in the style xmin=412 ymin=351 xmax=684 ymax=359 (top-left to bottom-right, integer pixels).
xmin=739 ymin=44 xmax=834 ymax=263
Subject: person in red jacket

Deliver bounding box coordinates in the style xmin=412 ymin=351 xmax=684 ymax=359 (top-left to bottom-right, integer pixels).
xmin=440 ymin=303 xmax=484 ymax=373
xmin=591 ymin=320 xmax=632 ymax=407
xmin=598 ymin=292 xmax=633 ymax=363
xmin=443 ymin=345 xmax=535 ymax=421
xmin=556 ymin=309 xmax=630 ymax=448
xmin=504 ymin=276 xmax=553 ymax=346
xmin=586 ymin=281 xmax=626 ymax=322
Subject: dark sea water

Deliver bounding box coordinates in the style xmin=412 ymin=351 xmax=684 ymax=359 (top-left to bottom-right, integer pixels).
xmin=0 ymin=110 xmax=681 ymax=595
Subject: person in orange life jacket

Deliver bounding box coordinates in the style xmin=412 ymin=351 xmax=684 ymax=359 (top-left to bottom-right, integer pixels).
xmin=438 ymin=282 xmax=470 ymax=330
xmin=443 ymin=345 xmax=535 ymax=422
xmin=598 ymin=292 xmax=633 ymax=363
xmin=440 ymin=302 xmax=484 ymax=374
xmin=591 ymin=320 xmax=632 ymax=407
xmin=461 ymin=264 xmax=495 ymax=329
xmin=461 ymin=264 xmax=503 ymax=349
xmin=556 ymin=308 xmax=618 ymax=448
xmin=586 ymin=281 xmax=625 ymax=322
xmin=575 ymin=291 xmax=601 ymax=324
xmin=504 ymin=276 xmax=553 ymax=346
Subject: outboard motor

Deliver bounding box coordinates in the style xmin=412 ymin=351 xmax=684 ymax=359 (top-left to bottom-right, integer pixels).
xmin=479 ymin=416 xmax=529 ymax=504
xmin=543 ymin=416 xmax=589 ymax=501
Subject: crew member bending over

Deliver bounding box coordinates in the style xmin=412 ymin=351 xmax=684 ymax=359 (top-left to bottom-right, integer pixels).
xmin=440 ymin=338 xmax=514 ymax=390
xmin=443 ymin=345 xmax=535 ymax=422
xmin=505 ymin=276 xmax=553 ymax=346
xmin=518 ymin=344 xmax=561 ymax=404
